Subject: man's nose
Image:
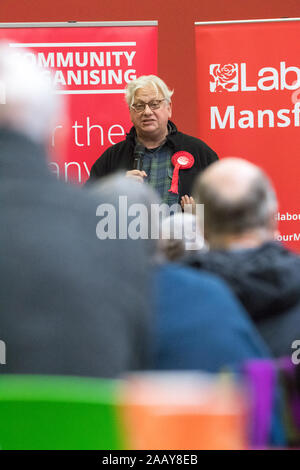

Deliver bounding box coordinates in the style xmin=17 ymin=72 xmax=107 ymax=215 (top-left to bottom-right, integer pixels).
xmin=143 ymin=104 xmax=153 ymax=115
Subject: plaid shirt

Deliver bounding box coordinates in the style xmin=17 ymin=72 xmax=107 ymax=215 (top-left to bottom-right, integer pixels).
xmin=142 ymin=143 xmax=180 ymax=207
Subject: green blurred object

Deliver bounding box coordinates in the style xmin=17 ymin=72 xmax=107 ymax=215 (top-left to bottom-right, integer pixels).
xmin=0 ymin=374 xmax=125 ymax=450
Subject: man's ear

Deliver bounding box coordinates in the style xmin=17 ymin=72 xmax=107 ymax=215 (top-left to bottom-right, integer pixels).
xmin=168 ymin=101 xmax=172 ymax=119
xmin=128 ymin=106 xmax=135 ymax=124
xmin=268 ymin=211 xmax=279 ymax=239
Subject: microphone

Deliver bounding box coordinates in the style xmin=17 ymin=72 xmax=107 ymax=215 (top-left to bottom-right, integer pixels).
xmin=133 ymin=142 xmax=144 ymax=171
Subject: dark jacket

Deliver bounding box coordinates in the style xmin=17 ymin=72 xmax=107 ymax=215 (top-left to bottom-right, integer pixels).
xmin=184 ymin=242 xmax=300 ymax=356
xmin=0 ymin=127 xmax=152 ymax=378
xmin=87 ymin=121 xmax=218 ymax=199
xmin=153 ymin=264 xmax=270 ymax=372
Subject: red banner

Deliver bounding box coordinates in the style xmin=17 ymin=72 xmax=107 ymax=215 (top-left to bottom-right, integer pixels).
xmin=0 ymin=22 xmax=157 ymax=184
xmin=195 ymin=19 xmax=300 ymax=251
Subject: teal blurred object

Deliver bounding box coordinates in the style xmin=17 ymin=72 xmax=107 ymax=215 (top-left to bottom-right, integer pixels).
xmin=0 ymin=375 xmax=125 ymax=450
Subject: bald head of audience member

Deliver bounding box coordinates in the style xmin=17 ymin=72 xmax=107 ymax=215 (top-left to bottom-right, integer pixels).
xmin=0 ymin=42 xmax=61 ymax=144
xmin=193 ymin=158 xmax=278 ymax=250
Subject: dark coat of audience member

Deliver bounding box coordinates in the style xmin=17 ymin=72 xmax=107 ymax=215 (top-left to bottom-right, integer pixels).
xmin=187 ymin=157 xmax=300 ymax=358
xmin=0 ymin=127 xmax=152 ymax=378
xmin=153 ymin=264 xmax=270 ymax=372
xmin=185 ymin=242 xmax=300 ymax=357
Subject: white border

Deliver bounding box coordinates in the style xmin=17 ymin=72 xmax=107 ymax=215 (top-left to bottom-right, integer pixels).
xmin=0 ymin=21 xmax=157 ymax=28
xmin=9 ymin=42 xmax=137 ymax=47
xmin=55 ymin=90 xmax=126 ymax=95
xmin=195 ymin=17 xmax=300 ymax=25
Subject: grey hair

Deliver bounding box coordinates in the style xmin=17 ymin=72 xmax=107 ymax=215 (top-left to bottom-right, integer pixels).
xmin=125 ymin=75 xmax=174 ymax=106
xmin=0 ymin=42 xmax=61 ymax=144
xmin=193 ymin=167 xmax=278 ymax=237
xmin=159 ymin=213 xmax=206 ymax=261
xmin=88 ymin=172 xmax=161 ymax=258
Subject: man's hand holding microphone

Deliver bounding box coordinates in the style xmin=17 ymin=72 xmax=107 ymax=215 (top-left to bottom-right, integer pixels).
xmin=126 ymin=142 xmax=147 ymax=183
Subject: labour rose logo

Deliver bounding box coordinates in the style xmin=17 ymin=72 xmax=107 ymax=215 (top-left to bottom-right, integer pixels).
xmin=210 ymin=64 xmax=238 ymax=92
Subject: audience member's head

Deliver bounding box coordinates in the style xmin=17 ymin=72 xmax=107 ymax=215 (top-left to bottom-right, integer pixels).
xmin=193 ymin=158 xmax=278 ymax=250
xmin=159 ymin=213 xmax=205 ymax=261
xmin=89 ymin=173 xmax=161 ymax=259
xmin=0 ymin=42 xmax=61 ymax=144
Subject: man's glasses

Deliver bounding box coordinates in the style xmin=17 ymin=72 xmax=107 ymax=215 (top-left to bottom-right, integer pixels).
xmin=131 ymin=99 xmax=166 ymax=113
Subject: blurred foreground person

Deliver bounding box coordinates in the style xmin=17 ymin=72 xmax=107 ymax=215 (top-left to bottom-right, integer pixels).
xmin=186 ymin=158 xmax=300 ymax=357
xmin=88 ymin=172 xmax=161 ymax=261
xmin=159 ymin=213 xmax=205 ymax=262
xmin=87 ymin=176 xmax=269 ymax=372
xmin=0 ymin=44 xmax=152 ymax=377
xmin=153 ymin=264 xmax=270 ymax=372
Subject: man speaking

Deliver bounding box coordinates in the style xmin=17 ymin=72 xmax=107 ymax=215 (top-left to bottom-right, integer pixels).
xmin=86 ymin=75 xmax=218 ymax=208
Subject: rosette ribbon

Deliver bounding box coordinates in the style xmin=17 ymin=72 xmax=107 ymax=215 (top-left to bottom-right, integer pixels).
xmin=168 ymin=151 xmax=195 ymax=194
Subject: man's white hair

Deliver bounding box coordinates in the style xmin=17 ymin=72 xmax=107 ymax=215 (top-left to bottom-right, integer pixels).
xmin=125 ymin=75 xmax=174 ymax=106
xmin=0 ymin=42 xmax=60 ymax=143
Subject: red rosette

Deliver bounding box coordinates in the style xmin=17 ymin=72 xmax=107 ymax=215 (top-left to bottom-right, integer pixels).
xmin=168 ymin=151 xmax=195 ymax=194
